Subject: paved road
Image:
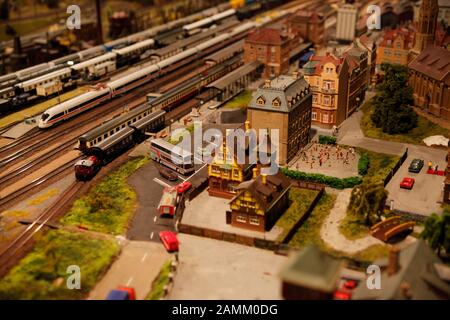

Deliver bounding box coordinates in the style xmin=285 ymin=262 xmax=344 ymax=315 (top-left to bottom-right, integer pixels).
xmin=88 ymin=240 xmax=170 ymax=300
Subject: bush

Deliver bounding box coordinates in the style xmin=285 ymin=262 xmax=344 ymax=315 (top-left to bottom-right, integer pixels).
xmin=358 ymin=153 xmax=370 ymax=175
xmin=281 ymin=168 xmax=362 ymax=189
xmin=318 ymin=135 xmax=337 ymax=145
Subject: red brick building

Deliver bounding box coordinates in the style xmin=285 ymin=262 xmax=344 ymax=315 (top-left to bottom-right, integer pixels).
xmin=287 ymin=10 xmax=325 ymax=46
xmin=243 ymin=28 xmax=292 ymax=79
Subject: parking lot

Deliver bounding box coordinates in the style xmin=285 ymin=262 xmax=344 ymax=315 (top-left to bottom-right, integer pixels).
xmin=386 ymin=154 xmax=445 ymax=216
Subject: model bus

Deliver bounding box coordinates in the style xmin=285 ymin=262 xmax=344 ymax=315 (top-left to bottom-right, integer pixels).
xmin=149 ymin=138 xmax=194 ymax=175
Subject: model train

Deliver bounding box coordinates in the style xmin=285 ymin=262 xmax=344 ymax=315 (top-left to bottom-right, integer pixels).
xmin=0 ymin=3 xmax=233 ymax=113
xmin=75 ymin=110 xmax=166 ymax=180
xmin=39 ymin=22 xmax=254 ymax=129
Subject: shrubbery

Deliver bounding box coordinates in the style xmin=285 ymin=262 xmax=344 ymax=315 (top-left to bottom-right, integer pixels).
xmin=281 ymin=168 xmax=362 ymax=189
xmin=318 ymin=135 xmax=337 ymax=145
xmin=358 ymin=153 xmax=370 ymax=175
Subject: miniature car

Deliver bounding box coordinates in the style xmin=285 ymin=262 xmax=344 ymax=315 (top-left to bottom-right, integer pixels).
xmin=408 ymin=159 xmax=424 ymax=173
xmin=333 ymin=290 xmax=352 ymax=300
xmin=343 ymin=280 xmax=358 ymax=290
xmin=158 ymin=167 xmax=178 ymax=181
xmin=400 ymin=177 xmax=415 ymax=190
xmin=105 ymin=286 xmax=136 ymax=300
xmin=159 ymin=231 xmax=179 ymax=252
xmin=176 ymin=181 xmax=192 ymax=194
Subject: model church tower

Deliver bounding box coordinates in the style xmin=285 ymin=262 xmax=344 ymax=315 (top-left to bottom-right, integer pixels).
xmin=410 ymin=0 xmax=439 ymax=60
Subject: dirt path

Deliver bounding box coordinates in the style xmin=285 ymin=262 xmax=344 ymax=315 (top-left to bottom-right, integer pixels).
xmin=320 ymin=189 xmax=384 ymax=254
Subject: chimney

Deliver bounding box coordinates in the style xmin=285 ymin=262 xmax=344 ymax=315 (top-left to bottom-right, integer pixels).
xmin=264 ymin=79 xmax=271 ymax=88
xmin=252 ymin=167 xmax=258 ymax=179
xmin=245 ymin=120 xmax=251 ymax=131
xmin=387 ymin=246 xmax=400 ymax=276
xmin=261 ymin=173 xmax=267 ymax=184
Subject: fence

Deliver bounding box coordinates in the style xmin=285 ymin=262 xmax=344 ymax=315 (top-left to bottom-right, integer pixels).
xmin=383 ymin=148 xmax=408 ymax=187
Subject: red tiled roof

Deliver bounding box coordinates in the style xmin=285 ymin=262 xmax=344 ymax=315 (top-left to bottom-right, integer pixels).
xmin=246 ymin=28 xmax=285 ymax=45
xmin=408 ymin=46 xmax=450 ymax=86
xmin=309 ymin=53 xmax=343 ymax=75
xmin=379 ymin=27 xmax=414 ymax=49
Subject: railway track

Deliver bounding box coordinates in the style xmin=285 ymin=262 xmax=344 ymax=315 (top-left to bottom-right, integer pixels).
xmin=0 ymin=157 xmax=81 ymax=210
xmin=0 ymin=180 xmax=84 ymax=278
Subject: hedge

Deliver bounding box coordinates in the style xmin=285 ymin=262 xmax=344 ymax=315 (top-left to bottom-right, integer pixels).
xmin=358 ymin=153 xmax=370 ymax=175
xmin=281 ymin=167 xmax=362 ymax=189
xmin=318 ymin=135 xmax=337 ymax=145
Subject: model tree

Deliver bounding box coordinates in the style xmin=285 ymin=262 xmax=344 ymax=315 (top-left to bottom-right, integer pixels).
xmin=420 ymin=210 xmax=450 ymax=257
xmin=370 ymin=63 xmax=418 ymax=134
xmin=348 ymin=182 xmax=388 ymax=226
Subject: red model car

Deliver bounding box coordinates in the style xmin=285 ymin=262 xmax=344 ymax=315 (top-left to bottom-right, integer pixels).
xmin=400 ymin=177 xmax=415 ymax=190
xmin=343 ymin=280 xmax=358 ymax=290
xmin=333 ymin=290 xmax=352 ymax=300
xmin=105 ymin=286 xmax=136 ymax=300
xmin=159 ymin=231 xmax=179 ymax=252
xmin=176 ymin=181 xmax=192 ymax=194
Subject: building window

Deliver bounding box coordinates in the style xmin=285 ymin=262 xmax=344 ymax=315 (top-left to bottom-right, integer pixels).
xmin=272 ymin=97 xmax=281 ymax=107
xmin=233 ymin=169 xmax=240 ymax=178
xmin=324 ymin=95 xmax=330 ymax=105
xmin=257 ymin=96 xmax=266 ymax=105
xmin=312 ymin=112 xmax=317 ymax=120
xmin=313 ymin=94 xmax=318 ymax=103
xmin=249 ymin=216 xmax=260 ymax=225
xmin=211 ymin=165 xmax=220 ymax=174
xmin=322 ymin=113 xmax=329 ymax=123
xmin=236 ymin=215 xmax=247 ymax=223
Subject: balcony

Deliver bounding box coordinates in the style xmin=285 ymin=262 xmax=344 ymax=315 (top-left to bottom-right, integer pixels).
xmin=321 ymin=87 xmax=336 ymax=94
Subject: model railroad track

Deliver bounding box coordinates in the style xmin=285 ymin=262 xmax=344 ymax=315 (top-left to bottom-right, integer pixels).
xmin=0 ymin=180 xmax=84 ymax=278
xmin=0 ymin=157 xmax=81 ymax=210
xmin=0 ymin=139 xmax=78 ymax=187
xmin=0 ymin=58 xmax=207 ymax=163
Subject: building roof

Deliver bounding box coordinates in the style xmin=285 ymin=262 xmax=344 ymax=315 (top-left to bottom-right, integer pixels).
xmin=352 ymin=240 xmax=450 ymax=300
xmin=302 ymin=52 xmax=346 ymax=76
xmin=279 ymin=245 xmax=343 ymax=293
xmin=248 ymin=74 xmax=311 ymax=113
xmin=245 ymin=28 xmax=288 ymax=45
xmin=408 ymin=46 xmax=450 ymax=86
xmin=378 ymin=27 xmax=414 ymax=50
xmin=230 ymin=170 xmax=291 ymax=213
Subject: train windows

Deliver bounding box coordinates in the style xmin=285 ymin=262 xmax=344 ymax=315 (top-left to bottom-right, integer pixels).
xmin=127 ymin=121 xmax=131 ymax=125
xmin=41 ymin=113 xmax=50 ymax=121
xmin=116 ymin=127 xmax=120 ymax=132
xmin=98 ymin=137 xmax=102 ymax=142
xmin=122 ymin=124 xmax=125 ymax=128
xmin=110 ymin=130 xmax=114 ymax=135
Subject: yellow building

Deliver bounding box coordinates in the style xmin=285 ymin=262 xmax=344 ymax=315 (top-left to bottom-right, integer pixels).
xmin=208 ymin=124 xmax=256 ymax=199
xmin=301 ymin=53 xmax=349 ymax=128
xmin=376 ymin=28 xmax=414 ymax=66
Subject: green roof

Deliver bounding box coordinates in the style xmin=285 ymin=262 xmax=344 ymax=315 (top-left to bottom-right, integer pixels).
xmin=279 ymin=245 xmax=343 ymax=293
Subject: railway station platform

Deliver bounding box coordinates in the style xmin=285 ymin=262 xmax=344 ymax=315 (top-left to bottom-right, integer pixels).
xmin=206 ymin=61 xmax=262 ymax=103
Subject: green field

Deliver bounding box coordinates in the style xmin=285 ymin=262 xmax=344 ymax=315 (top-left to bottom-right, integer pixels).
xmin=0 ymin=229 xmax=119 ymax=300
xmin=61 ymin=157 xmax=149 ymax=235
xmin=146 ymin=260 xmax=172 ymax=300
xmin=276 ymin=188 xmax=320 ymax=242
xmin=223 ymin=90 xmax=253 ymax=110
xmin=361 ymin=102 xmax=450 ymax=145
xmin=355 ymin=147 xmax=400 ymax=184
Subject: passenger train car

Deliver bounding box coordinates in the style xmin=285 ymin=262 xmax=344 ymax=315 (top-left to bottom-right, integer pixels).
xmin=39 ymin=21 xmax=255 ymax=129
xmin=0 ymin=3 xmax=233 ymax=113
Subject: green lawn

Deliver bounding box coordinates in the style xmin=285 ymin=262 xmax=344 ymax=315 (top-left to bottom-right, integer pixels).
xmin=146 ymin=260 xmax=172 ymax=300
xmin=355 ymin=147 xmax=400 ymax=184
xmin=223 ymin=90 xmax=253 ymax=109
xmin=0 ymin=229 xmax=119 ymax=300
xmin=61 ymin=157 xmax=149 ymax=235
xmin=288 ymin=193 xmax=336 ymax=249
xmin=339 ymin=211 xmax=371 ymax=240
xmin=276 ymin=188 xmax=320 ymax=242
xmin=361 ymin=102 xmax=450 ymax=145
xmin=288 ymin=192 xmax=389 ymax=262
